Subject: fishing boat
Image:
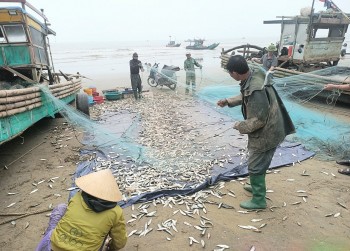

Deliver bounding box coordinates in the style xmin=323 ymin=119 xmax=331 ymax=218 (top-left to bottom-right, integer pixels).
xmin=166 ymin=36 xmax=181 ymax=47
xmin=185 ymin=38 xmax=219 ymax=50
xmin=220 ymin=1 xmax=350 ymax=104
xmin=0 ymin=0 xmax=87 ymax=145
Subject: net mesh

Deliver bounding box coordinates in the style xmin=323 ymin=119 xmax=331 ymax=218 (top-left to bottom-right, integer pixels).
xmin=40 ymin=63 xmax=350 ymax=163
xmin=197 ymin=64 xmax=350 ymax=160
xmin=39 ymin=86 xmax=146 ymax=163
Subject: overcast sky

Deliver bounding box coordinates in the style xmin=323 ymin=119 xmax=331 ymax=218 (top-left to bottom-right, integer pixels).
xmin=1 ymin=0 xmax=350 ymax=43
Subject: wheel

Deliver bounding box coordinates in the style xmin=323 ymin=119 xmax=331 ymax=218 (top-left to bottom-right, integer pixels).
xmin=169 ymin=83 xmax=177 ymax=90
xmin=76 ymin=93 xmax=90 ymax=117
xmin=341 ymin=49 xmax=346 ymax=57
xmin=147 ymin=77 xmax=158 ymax=87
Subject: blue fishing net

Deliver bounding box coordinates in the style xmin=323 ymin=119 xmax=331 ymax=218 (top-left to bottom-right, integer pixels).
xmin=39 ymin=86 xmax=146 ymax=163
xmin=46 ymin=64 xmax=349 ymax=207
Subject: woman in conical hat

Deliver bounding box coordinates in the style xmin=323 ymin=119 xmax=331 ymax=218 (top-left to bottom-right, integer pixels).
xmin=36 ymin=169 xmax=127 ymax=251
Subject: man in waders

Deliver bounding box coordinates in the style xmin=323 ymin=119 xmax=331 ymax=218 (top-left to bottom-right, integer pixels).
xmin=217 ymin=55 xmax=295 ymax=209
xmin=184 ymin=52 xmax=202 ymax=94
xmin=129 ymin=52 xmax=144 ymax=100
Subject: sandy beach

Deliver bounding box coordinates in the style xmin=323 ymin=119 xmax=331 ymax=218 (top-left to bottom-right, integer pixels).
xmin=0 ymin=83 xmax=350 ymax=251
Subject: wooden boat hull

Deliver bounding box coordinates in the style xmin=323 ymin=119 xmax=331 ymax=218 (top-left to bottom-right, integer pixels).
xmin=186 ymin=43 xmax=219 ymax=50
xmin=0 ymin=80 xmax=81 ymax=145
xmin=166 ymin=43 xmax=181 ymax=47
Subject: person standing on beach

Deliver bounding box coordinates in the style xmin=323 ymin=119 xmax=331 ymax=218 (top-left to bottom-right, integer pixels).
xmin=217 ymin=55 xmax=295 ymax=209
xmin=252 ymin=43 xmax=278 ymax=71
xmin=130 ymin=52 xmax=144 ymax=100
xmin=184 ymin=52 xmax=202 ymax=94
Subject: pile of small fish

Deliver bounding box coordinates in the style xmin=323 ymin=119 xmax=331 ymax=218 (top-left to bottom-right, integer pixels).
xmin=90 ymin=93 xmax=246 ymax=198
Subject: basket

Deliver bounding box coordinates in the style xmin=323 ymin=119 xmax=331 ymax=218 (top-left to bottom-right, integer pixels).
xmin=104 ymin=91 xmax=122 ymax=101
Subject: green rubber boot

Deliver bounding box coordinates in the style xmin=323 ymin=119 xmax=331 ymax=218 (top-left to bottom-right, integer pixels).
xmin=243 ymin=183 xmax=252 ymax=193
xmin=244 ymin=181 xmax=268 ymax=193
xmin=240 ymin=174 xmax=267 ymax=209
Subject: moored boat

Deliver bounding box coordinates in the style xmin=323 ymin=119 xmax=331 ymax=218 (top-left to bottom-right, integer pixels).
xmin=0 ymin=0 xmax=87 ymax=145
xmin=166 ymin=36 xmax=181 ymax=47
xmin=220 ymin=3 xmax=350 ymax=105
xmin=185 ymin=39 xmax=219 ymax=50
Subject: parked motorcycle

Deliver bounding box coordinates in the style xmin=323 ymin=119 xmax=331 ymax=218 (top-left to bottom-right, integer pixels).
xmin=147 ymin=63 xmax=180 ymax=90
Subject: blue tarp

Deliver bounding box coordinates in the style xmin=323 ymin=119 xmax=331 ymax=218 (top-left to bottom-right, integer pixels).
xmin=70 ymin=142 xmax=314 ymax=208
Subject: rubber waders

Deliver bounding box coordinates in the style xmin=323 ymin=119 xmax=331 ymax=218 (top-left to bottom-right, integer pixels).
xmin=240 ymin=174 xmax=267 ymax=209
xmin=243 ymin=183 xmax=252 ymax=193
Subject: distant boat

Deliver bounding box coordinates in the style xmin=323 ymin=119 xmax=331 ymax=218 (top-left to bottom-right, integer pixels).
xmin=166 ymin=36 xmax=181 ymax=47
xmin=185 ymin=39 xmax=219 ymax=50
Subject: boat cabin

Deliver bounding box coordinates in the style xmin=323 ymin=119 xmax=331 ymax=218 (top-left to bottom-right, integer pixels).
xmin=264 ymin=10 xmax=350 ymax=66
xmin=0 ymin=0 xmax=55 ymax=84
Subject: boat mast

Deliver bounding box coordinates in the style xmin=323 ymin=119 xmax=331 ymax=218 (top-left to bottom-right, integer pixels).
xmin=307 ymin=0 xmax=316 ymax=42
xmin=40 ymin=8 xmax=56 ymax=84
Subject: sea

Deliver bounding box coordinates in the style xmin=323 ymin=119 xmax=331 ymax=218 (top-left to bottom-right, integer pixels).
xmin=49 ymin=38 xmax=249 ymax=90
xmin=50 ymin=37 xmax=350 ymax=90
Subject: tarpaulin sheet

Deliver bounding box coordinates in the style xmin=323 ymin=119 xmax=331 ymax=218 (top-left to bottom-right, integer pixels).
xmin=69 ymin=142 xmax=314 ymax=208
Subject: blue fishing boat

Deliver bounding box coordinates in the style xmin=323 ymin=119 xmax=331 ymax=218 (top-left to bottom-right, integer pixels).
xmin=0 ymin=0 xmax=87 ymax=145
xmin=185 ymin=39 xmax=219 ymax=50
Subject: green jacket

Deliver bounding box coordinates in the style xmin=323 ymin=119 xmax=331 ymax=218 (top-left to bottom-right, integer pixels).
xmin=51 ymin=192 xmax=127 ymax=251
xmin=184 ymin=58 xmax=201 ymax=77
xmin=227 ymin=68 xmax=295 ymax=152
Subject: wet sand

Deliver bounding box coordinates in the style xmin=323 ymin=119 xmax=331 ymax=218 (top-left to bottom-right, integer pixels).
xmin=0 ymin=86 xmax=349 ymax=251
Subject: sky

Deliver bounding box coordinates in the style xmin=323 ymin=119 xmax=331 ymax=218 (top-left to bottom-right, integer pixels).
xmin=1 ymin=0 xmax=350 ymax=43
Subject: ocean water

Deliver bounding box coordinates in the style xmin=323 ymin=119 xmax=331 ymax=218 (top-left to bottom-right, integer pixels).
xmin=50 ymin=37 xmax=350 ymax=91
xmin=49 ymin=37 xmax=282 ymax=90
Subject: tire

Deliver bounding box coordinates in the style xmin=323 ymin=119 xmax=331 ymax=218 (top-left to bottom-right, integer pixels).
xmin=76 ymin=93 xmax=90 ymax=117
xmin=341 ymin=49 xmax=346 ymax=57
xmin=147 ymin=77 xmax=158 ymax=87
xmin=169 ymin=83 xmax=177 ymax=90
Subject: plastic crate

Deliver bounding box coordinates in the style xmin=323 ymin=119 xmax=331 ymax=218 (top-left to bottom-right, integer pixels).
xmin=105 ymin=91 xmax=122 ymax=101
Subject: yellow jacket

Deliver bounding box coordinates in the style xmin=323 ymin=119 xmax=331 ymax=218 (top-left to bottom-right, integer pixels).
xmin=51 ymin=192 xmax=127 ymax=251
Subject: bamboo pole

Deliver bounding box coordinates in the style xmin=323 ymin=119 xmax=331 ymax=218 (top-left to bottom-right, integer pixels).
xmin=50 ymin=83 xmax=81 ymax=95
xmin=0 ymin=102 xmax=42 ymax=118
xmin=0 ymin=87 xmax=40 ymax=98
xmin=0 ymin=97 xmax=41 ymax=112
xmin=274 ymin=67 xmax=350 ymax=84
xmin=0 ymin=208 xmax=52 ymax=226
xmin=48 ymin=79 xmax=81 ymax=90
xmin=56 ymin=87 xmax=81 ymax=99
xmin=0 ymin=92 xmax=41 ymax=105
xmin=2 ymin=66 xmax=37 ymax=84
xmin=52 ymin=85 xmax=81 ymax=98
xmin=0 ymin=79 xmax=81 ymax=99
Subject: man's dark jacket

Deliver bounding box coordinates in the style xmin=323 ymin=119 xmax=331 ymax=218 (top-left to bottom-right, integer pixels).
xmin=227 ymin=67 xmax=295 ymax=153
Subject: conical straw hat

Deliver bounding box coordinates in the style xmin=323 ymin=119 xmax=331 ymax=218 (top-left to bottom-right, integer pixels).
xmin=75 ymin=169 xmax=122 ymax=202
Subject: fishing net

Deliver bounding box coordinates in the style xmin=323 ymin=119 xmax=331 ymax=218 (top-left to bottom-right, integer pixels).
xmin=38 ymin=63 xmax=349 ymax=207
xmin=197 ymin=64 xmax=350 ymax=160
xmin=39 ymin=86 xmax=146 ymax=163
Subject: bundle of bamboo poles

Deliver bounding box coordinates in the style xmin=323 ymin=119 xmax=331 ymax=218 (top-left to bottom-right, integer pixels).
xmin=0 ymin=79 xmax=81 ymax=118
xmin=48 ymin=80 xmax=82 ymax=99
xmin=220 ymin=54 xmax=231 ymax=68
xmin=272 ymin=67 xmax=350 ymax=86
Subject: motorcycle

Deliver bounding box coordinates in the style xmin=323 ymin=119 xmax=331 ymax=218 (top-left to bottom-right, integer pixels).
xmin=147 ymin=63 xmax=180 ymax=90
